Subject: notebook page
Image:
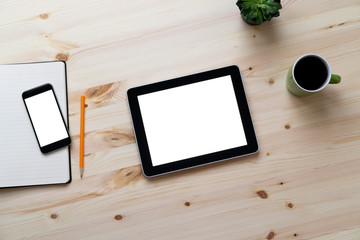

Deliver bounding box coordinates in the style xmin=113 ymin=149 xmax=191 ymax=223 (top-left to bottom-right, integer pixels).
xmin=0 ymin=62 xmax=70 ymax=188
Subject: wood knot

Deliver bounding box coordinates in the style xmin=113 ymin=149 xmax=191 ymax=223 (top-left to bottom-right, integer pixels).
xmin=285 ymin=124 xmax=290 ymax=130
xmin=103 ymin=130 xmax=135 ymax=147
xmin=294 ymin=233 xmax=297 ymax=237
xmin=111 ymin=165 xmax=142 ymax=189
xmin=266 ymin=152 xmax=270 ymax=156
xmin=248 ymin=67 xmax=253 ymax=71
xmin=256 ymin=190 xmax=268 ymax=199
xmin=252 ymin=34 xmax=256 ymax=38
xmin=267 ymin=231 xmax=276 ymax=240
xmin=269 ymin=78 xmax=274 ymax=85
xmin=55 ymin=53 xmax=69 ymax=62
xmin=184 ymin=201 xmax=191 ymax=207
xmin=50 ymin=213 xmax=58 ymax=219
xmin=85 ymin=82 xmax=115 ymax=100
xmin=39 ymin=13 xmax=49 ymax=20
xmin=280 ymin=182 xmax=284 ymax=185
xmin=84 ymin=103 xmax=88 ymax=108
xmin=287 ymin=202 xmax=294 ymax=208
xmin=114 ymin=214 xmax=123 ymax=221
xmin=83 ymin=82 xmax=122 ymax=108
xmin=86 ymin=85 xmax=111 ymax=98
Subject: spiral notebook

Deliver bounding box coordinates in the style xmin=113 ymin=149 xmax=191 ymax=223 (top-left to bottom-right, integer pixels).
xmin=0 ymin=61 xmax=71 ymax=188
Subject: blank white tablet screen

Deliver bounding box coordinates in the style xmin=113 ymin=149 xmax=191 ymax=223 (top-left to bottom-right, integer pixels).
xmin=138 ymin=75 xmax=247 ymax=166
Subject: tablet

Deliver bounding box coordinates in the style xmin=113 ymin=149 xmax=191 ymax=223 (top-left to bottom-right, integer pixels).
xmin=127 ymin=65 xmax=258 ymax=177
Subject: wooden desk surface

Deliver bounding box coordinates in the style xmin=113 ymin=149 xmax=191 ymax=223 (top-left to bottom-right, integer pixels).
xmin=1 ymin=0 xmax=360 ymax=239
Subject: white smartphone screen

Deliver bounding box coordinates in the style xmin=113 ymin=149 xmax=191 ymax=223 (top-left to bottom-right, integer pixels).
xmin=24 ymin=90 xmax=69 ymax=147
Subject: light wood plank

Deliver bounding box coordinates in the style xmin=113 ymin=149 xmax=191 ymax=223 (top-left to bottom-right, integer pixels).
xmin=1 ymin=0 xmax=360 ymax=239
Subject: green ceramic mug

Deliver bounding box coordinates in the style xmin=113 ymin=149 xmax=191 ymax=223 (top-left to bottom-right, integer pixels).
xmin=286 ymin=54 xmax=341 ymax=96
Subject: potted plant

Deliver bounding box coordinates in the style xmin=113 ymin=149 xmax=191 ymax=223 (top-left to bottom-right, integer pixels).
xmin=236 ymin=0 xmax=282 ymax=25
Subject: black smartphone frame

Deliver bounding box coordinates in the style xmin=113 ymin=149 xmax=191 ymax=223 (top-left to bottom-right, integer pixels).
xmin=127 ymin=65 xmax=258 ymax=177
xmin=22 ymin=83 xmax=71 ymax=153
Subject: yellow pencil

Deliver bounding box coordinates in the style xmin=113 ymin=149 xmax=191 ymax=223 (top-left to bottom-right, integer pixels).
xmin=80 ymin=96 xmax=85 ymax=178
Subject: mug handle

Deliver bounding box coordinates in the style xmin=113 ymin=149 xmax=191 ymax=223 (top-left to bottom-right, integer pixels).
xmin=330 ymin=74 xmax=341 ymax=84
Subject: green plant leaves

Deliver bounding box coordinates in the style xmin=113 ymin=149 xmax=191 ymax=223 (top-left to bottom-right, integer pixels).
xmin=236 ymin=0 xmax=282 ymax=25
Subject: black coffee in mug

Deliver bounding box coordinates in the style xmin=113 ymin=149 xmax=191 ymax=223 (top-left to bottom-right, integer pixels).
xmin=294 ymin=56 xmax=328 ymax=90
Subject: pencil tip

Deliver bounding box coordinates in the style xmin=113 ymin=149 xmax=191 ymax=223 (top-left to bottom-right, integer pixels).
xmin=80 ymin=168 xmax=84 ymax=179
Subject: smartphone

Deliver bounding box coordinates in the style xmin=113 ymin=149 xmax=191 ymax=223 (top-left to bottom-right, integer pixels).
xmin=22 ymin=83 xmax=71 ymax=153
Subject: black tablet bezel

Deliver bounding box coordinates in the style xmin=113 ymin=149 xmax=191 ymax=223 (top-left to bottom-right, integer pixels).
xmin=22 ymin=83 xmax=71 ymax=153
xmin=127 ymin=65 xmax=258 ymax=177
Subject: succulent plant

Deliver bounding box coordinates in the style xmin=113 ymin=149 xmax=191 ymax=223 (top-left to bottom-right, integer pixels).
xmin=236 ymin=0 xmax=282 ymax=25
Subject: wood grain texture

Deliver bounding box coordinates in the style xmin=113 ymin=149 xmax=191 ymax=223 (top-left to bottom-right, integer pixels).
xmin=1 ymin=0 xmax=360 ymax=239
